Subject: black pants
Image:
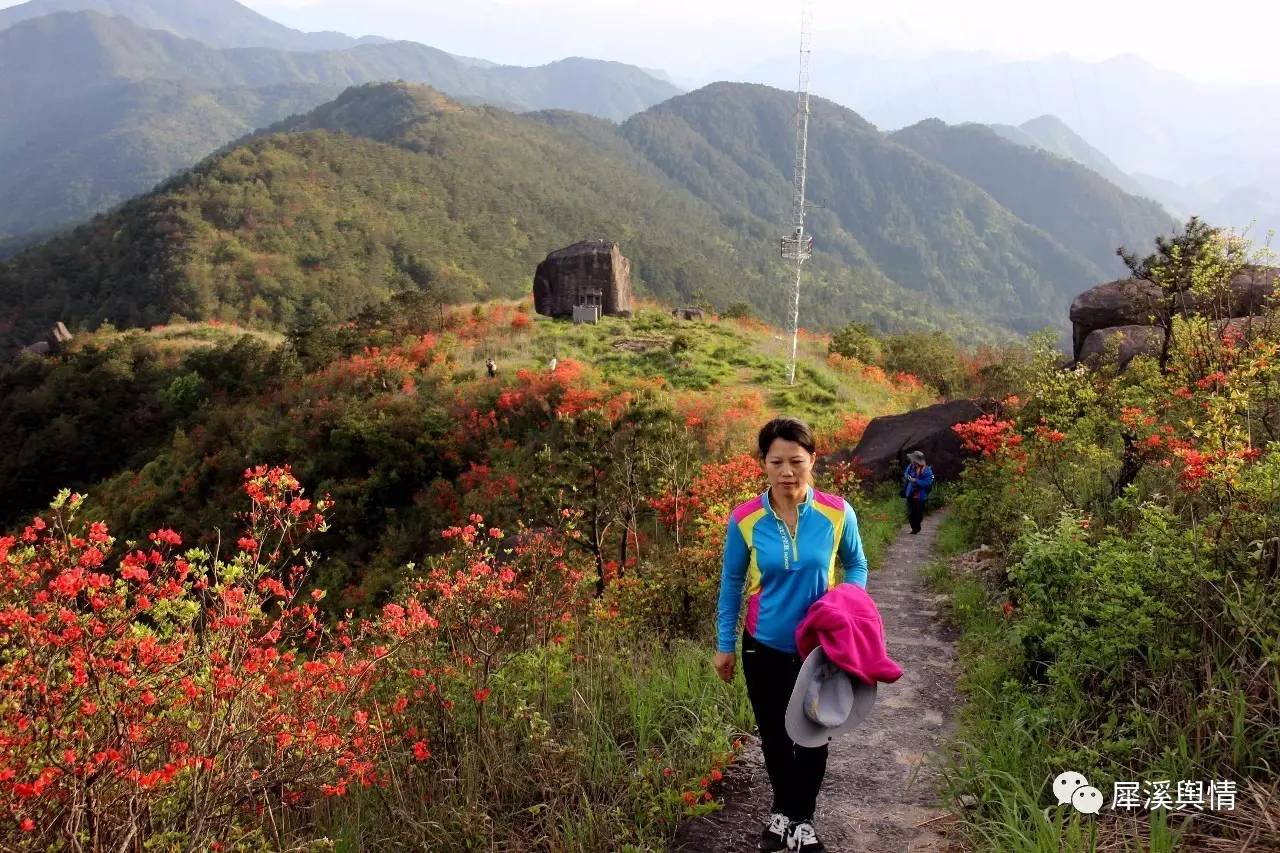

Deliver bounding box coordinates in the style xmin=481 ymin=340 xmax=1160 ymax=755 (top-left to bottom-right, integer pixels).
xmin=907 ymin=497 xmax=927 ymax=533
xmin=741 ymin=631 xmax=828 ymax=821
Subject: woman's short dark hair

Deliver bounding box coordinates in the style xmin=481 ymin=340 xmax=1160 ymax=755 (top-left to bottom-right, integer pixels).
xmin=757 ymin=417 xmax=817 ymax=458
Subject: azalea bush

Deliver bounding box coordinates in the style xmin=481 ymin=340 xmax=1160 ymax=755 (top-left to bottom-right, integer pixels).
xmin=622 ymin=453 xmax=764 ymax=636
xmin=0 ymin=466 xmax=377 ymax=850
xmin=952 ymin=315 xmax=1280 ymax=735
xmin=1 ymin=464 xmax=756 ymax=850
xmin=363 ymin=513 xmax=594 ymax=780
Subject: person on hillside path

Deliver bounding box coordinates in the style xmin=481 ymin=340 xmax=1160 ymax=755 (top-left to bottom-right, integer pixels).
xmin=902 ymin=450 xmax=934 ymax=535
xmin=548 ymin=355 xmax=558 ymax=372
xmin=714 ymin=417 xmax=869 ymax=853
xmin=486 ymin=357 xmax=497 ymax=378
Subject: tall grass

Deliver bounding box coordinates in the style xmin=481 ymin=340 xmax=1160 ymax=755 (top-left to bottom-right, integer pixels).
xmin=924 ymin=514 xmax=1208 ymax=853
xmin=318 ymin=628 xmax=752 ymax=851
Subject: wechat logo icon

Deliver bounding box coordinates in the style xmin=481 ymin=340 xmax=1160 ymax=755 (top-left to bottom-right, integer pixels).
xmin=1052 ymin=771 xmax=1103 ymax=815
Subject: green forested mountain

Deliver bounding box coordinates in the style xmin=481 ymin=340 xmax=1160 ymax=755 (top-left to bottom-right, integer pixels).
xmin=622 ymin=83 xmax=1104 ymax=333
xmin=0 ymin=11 xmax=681 ymax=242
xmin=1 ymin=11 xmax=680 ymax=106
xmin=892 ymin=118 xmax=1175 ymax=276
xmin=0 ymin=74 xmax=336 ymax=244
xmin=987 ymin=114 xmax=1155 ymax=200
xmin=2 ymin=83 xmax=1005 ymax=349
xmin=0 ymin=0 xmax=388 ymax=49
xmin=1 ymin=81 xmax=1179 ymax=348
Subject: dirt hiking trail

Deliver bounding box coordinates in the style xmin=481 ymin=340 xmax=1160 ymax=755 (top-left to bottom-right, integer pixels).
xmin=673 ymin=509 xmax=965 ymax=853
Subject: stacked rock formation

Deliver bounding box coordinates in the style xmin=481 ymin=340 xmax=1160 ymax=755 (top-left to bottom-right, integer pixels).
xmin=1072 ymin=265 xmax=1277 ymax=368
xmin=533 ymin=240 xmax=633 ymax=319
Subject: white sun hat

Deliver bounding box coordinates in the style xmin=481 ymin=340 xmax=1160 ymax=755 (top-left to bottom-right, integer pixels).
xmin=784 ymin=646 xmax=878 ymax=748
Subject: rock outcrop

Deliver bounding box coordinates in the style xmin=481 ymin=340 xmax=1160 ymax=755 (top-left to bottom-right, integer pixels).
xmin=1078 ymin=316 xmax=1277 ymax=370
xmin=949 ymin=545 xmax=1007 ymax=587
xmin=533 ymin=240 xmax=633 ymax=319
xmin=1071 ymin=265 xmax=1277 ymax=361
xmin=1069 ymin=277 xmax=1163 ymax=360
xmin=825 ymin=399 xmax=994 ymax=485
xmin=1077 ymin=324 xmax=1163 ymax=369
xmin=1206 ymin=265 xmax=1278 ymax=318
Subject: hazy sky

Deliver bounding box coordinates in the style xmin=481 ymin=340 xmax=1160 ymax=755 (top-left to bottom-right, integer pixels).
xmin=237 ymin=0 xmax=1280 ymax=86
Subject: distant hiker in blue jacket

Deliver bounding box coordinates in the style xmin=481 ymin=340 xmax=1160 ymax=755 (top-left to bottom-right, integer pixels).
xmin=902 ymin=450 xmax=934 ymax=535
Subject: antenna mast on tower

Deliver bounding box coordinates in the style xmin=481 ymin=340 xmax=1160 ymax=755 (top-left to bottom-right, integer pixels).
xmin=780 ymin=0 xmax=814 ymax=386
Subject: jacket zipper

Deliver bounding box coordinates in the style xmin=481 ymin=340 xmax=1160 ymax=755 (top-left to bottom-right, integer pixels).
xmin=768 ymin=488 xmax=803 ymax=569
xmin=777 ymin=512 xmax=799 ymax=564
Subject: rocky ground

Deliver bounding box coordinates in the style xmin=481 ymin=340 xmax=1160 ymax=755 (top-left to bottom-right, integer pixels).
xmin=673 ymin=509 xmax=967 ymax=853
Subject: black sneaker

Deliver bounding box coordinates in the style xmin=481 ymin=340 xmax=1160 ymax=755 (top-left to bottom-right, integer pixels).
xmin=758 ymin=812 xmax=789 ymax=852
xmin=786 ymin=820 xmax=826 ymax=852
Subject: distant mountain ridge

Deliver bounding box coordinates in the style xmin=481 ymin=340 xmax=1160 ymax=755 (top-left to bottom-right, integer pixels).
xmin=987 ymin=113 xmax=1280 ymax=242
xmin=729 ymin=49 xmax=1280 ymax=240
xmin=0 ymin=9 xmax=682 ymax=242
xmin=892 ymin=118 xmax=1175 ymax=274
xmin=1 ymin=12 xmax=679 ymax=112
xmin=621 ymin=83 xmax=1107 ymax=332
xmin=0 ymin=0 xmax=388 ymax=49
xmin=987 ymin=115 xmax=1153 ymax=200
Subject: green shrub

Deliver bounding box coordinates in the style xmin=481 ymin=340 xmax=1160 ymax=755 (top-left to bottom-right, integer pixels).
xmin=829 ymin=322 xmax=883 ymax=365
xmin=883 ymin=330 xmax=965 ymax=395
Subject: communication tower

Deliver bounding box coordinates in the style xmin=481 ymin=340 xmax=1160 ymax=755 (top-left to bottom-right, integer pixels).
xmin=780 ymin=0 xmax=814 ymax=386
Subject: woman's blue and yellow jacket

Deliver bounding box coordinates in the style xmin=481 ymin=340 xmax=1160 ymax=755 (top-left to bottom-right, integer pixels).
xmin=716 ymin=485 xmax=868 ymax=655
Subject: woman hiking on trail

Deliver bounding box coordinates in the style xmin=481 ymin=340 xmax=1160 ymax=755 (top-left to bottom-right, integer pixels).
xmin=713 ymin=417 xmax=869 ymax=853
xmin=902 ymin=450 xmax=934 ymax=535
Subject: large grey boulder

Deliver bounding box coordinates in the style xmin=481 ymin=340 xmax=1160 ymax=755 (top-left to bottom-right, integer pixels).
xmin=1070 ymin=265 xmax=1277 ymax=359
xmin=1069 ymin=278 xmax=1163 ymax=359
xmin=1078 ymin=315 xmax=1276 ymax=371
xmin=1219 ymin=314 xmax=1275 ymax=338
xmin=1077 ymin=325 xmax=1163 ymax=369
xmin=16 ymin=321 xmax=73 ymax=359
xmin=1205 ymin=265 xmax=1278 ymax=318
xmin=533 ymin=239 xmax=633 ymax=319
xmin=824 ymin=399 xmax=993 ymax=485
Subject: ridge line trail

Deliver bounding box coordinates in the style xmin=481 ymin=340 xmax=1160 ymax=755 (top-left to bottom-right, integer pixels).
xmin=673 ymin=509 xmax=965 ymax=853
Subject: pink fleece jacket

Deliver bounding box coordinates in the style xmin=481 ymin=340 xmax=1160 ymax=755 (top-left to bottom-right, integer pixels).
xmin=794 ymin=582 xmax=903 ymax=686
